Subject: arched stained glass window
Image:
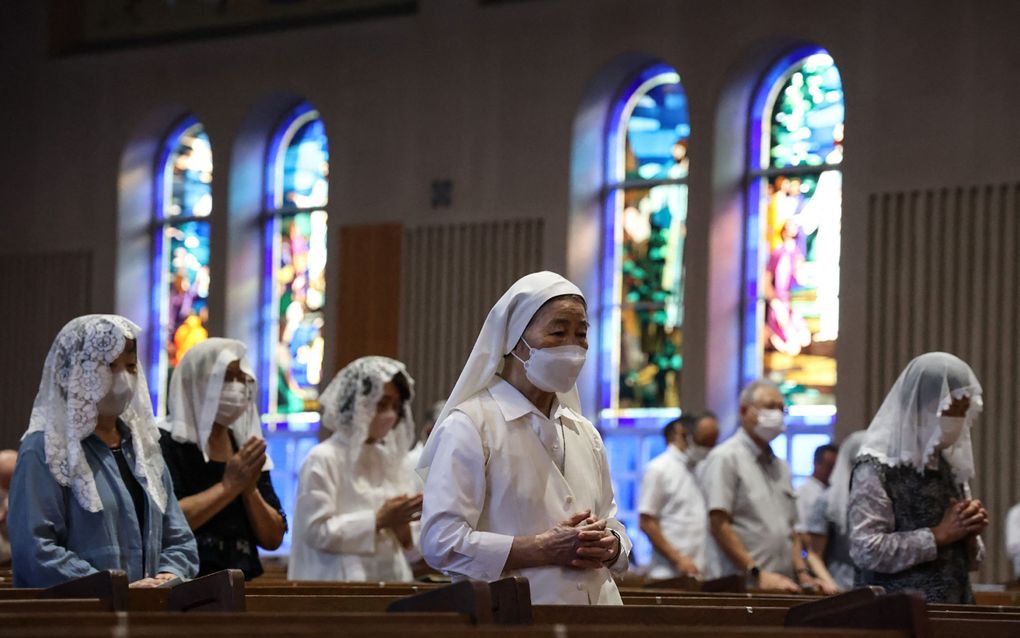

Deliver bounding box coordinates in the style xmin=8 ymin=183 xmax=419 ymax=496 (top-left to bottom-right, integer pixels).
xmin=744 ymin=48 xmax=844 ymax=482
xmin=598 ymin=64 xmax=690 ymax=567
xmin=152 ymin=118 xmax=212 ymax=414
xmin=261 ymin=103 xmax=329 ymax=426
xmin=600 ymin=64 xmax=690 ymax=426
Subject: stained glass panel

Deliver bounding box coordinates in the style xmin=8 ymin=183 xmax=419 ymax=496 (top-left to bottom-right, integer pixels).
xmin=264 ymin=106 xmax=329 ymax=418
xmin=163 ymin=124 xmax=212 ymax=219
xmin=279 ymin=117 xmax=329 ymax=211
xmin=603 ymin=69 xmax=689 ymax=419
xmin=615 ymin=183 xmax=686 ymax=410
xmin=152 ymin=120 xmax=212 ymax=413
xmin=757 ymin=170 xmax=841 ymax=407
xmin=766 ymin=53 xmax=844 ymax=170
xmin=163 ymin=219 xmax=211 ymax=368
xmin=622 ymin=79 xmax=690 ymax=182
xmin=274 ymin=210 xmax=328 ymax=414
xmin=745 ymin=49 xmax=843 ymax=421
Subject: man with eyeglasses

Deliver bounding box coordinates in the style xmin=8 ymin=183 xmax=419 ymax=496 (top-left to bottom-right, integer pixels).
xmin=699 ymin=379 xmax=825 ymax=592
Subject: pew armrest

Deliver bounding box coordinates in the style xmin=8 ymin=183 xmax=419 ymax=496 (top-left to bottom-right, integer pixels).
xmin=785 ymin=591 xmax=931 ymax=638
xmin=784 ymin=586 xmax=885 ymax=626
xmin=39 ymin=570 xmax=129 ymax=612
xmin=387 ymin=579 xmax=494 ymax=624
xmin=167 ymin=569 xmax=246 ymax=612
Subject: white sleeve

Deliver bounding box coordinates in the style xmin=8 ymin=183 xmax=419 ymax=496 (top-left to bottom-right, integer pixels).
xmin=795 ymin=483 xmax=817 ymax=534
xmin=637 ymin=462 xmax=665 ymax=517
xmin=419 ymin=412 xmax=514 ymax=581
xmin=297 ymin=452 xmax=378 ymax=555
xmin=592 ymin=424 xmax=632 ymax=574
xmin=1005 ymin=505 xmax=1020 ymax=560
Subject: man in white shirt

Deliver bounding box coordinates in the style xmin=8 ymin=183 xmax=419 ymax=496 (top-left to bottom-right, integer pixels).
xmin=418 ymin=272 xmax=630 ymax=605
xmin=1007 ymin=502 xmax=1020 ymax=579
xmin=639 ymin=413 xmax=718 ymax=579
xmin=795 ymin=443 xmax=838 ymax=543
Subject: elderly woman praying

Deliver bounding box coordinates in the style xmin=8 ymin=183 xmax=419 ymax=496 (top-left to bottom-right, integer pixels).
xmin=848 ymin=352 xmax=988 ymax=603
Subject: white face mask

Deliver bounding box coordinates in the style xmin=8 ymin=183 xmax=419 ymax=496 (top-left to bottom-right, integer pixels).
xmin=753 ymin=408 xmax=786 ymax=442
xmin=936 ymin=415 xmax=966 ymax=450
xmin=215 ymin=381 xmax=249 ymax=426
xmin=96 ymin=371 xmax=136 ymax=418
xmin=686 ymin=443 xmax=712 ymax=465
xmin=512 ymin=337 xmax=587 ymax=394
xmin=368 ymin=409 xmax=399 ymax=442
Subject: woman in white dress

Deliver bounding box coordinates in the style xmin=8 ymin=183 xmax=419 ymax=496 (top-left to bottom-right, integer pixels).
xmin=288 ymin=356 xmax=422 ymax=581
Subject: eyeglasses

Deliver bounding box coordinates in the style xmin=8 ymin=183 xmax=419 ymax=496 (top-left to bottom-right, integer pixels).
xmin=753 ymin=403 xmax=788 ymax=414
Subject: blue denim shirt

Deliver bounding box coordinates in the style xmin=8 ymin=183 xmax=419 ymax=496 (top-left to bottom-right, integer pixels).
xmin=9 ymin=427 xmax=198 ymax=587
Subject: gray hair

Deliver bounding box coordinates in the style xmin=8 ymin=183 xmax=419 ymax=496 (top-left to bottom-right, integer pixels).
xmin=738 ymin=378 xmax=781 ymax=407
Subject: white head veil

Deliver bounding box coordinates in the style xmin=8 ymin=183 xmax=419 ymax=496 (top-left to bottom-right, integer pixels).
xmin=859 ymin=352 xmax=983 ymax=484
xmin=159 ymin=338 xmax=272 ymax=470
xmin=417 ymin=271 xmax=585 ymax=476
xmin=824 ymin=430 xmax=867 ymax=535
xmin=318 ymin=356 xmax=416 ymax=466
xmin=23 ymin=315 xmax=168 ymax=513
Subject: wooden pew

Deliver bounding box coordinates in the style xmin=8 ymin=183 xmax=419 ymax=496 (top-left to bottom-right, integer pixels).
xmin=0 ymin=569 xmax=244 ymax=612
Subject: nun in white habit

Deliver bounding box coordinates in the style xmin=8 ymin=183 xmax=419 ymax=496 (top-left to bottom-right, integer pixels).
xmin=418 ymin=271 xmax=631 ymax=605
xmin=288 ymin=356 xmax=422 ymax=581
xmin=848 ymin=352 xmax=988 ymax=603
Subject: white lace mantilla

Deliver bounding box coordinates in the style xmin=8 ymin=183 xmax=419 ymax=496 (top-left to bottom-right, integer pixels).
xmin=25 ymin=315 xmax=167 ymax=513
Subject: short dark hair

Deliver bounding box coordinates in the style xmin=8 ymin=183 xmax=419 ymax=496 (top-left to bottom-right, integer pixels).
xmin=664 ymin=414 xmax=698 ymax=444
xmin=814 ymin=443 xmax=838 ymax=464
xmin=389 ymin=371 xmax=413 ymax=407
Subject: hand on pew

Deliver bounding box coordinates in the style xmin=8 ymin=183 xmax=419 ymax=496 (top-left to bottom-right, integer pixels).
xmin=759 ymin=570 xmax=800 ymax=593
xmin=129 ymin=572 xmax=180 ymax=588
xmin=670 ymin=553 xmax=701 ymax=578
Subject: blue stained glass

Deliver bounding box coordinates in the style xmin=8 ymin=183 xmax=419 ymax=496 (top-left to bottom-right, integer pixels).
xmin=265 ymin=105 xmax=329 ymax=417
xmin=624 ymin=79 xmax=690 ymax=182
xmin=164 ymin=219 xmax=211 ymax=368
xmin=281 ymin=117 xmax=329 ymax=210
xmin=275 ymin=210 xmax=328 ymax=414
xmin=163 ymin=124 xmax=212 ymax=219
xmin=605 ymin=69 xmax=689 ymax=414
xmin=768 ymin=54 xmax=844 ymax=170
xmin=152 ymin=119 xmax=212 ymax=414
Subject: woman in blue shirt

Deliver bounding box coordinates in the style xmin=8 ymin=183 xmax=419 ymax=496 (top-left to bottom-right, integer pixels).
xmin=8 ymin=315 xmax=198 ymax=587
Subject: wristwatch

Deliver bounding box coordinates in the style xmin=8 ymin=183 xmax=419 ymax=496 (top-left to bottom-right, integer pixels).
xmin=745 ymin=564 xmax=761 ymax=588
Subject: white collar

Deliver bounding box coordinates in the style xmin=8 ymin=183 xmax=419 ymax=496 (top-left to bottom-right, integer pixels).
xmin=489 ymin=377 xmax=580 ymax=423
xmin=736 ymin=426 xmax=773 ymax=459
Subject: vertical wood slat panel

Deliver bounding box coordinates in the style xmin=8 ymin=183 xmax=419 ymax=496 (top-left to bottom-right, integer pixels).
xmin=398 ymin=219 xmax=544 ymax=430
xmin=0 ymin=252 xmax=92 ymax=449
xmin=864 ymin=182 xmax=1020 ymax=583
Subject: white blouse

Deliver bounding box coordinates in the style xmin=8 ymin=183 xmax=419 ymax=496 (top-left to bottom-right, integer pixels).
xmin=288 ymin=436 xmax=420 ymax=581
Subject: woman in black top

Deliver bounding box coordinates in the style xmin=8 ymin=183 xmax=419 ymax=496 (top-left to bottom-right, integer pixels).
xmin=158 ymin=338 xmax=287 ymax=579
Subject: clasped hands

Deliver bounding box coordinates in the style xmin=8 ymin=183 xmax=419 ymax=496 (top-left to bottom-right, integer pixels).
xmin=932 ymin=498 xmax=988 ymax=547
xmin=537 ymin=510 xmax=620 ymax=569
